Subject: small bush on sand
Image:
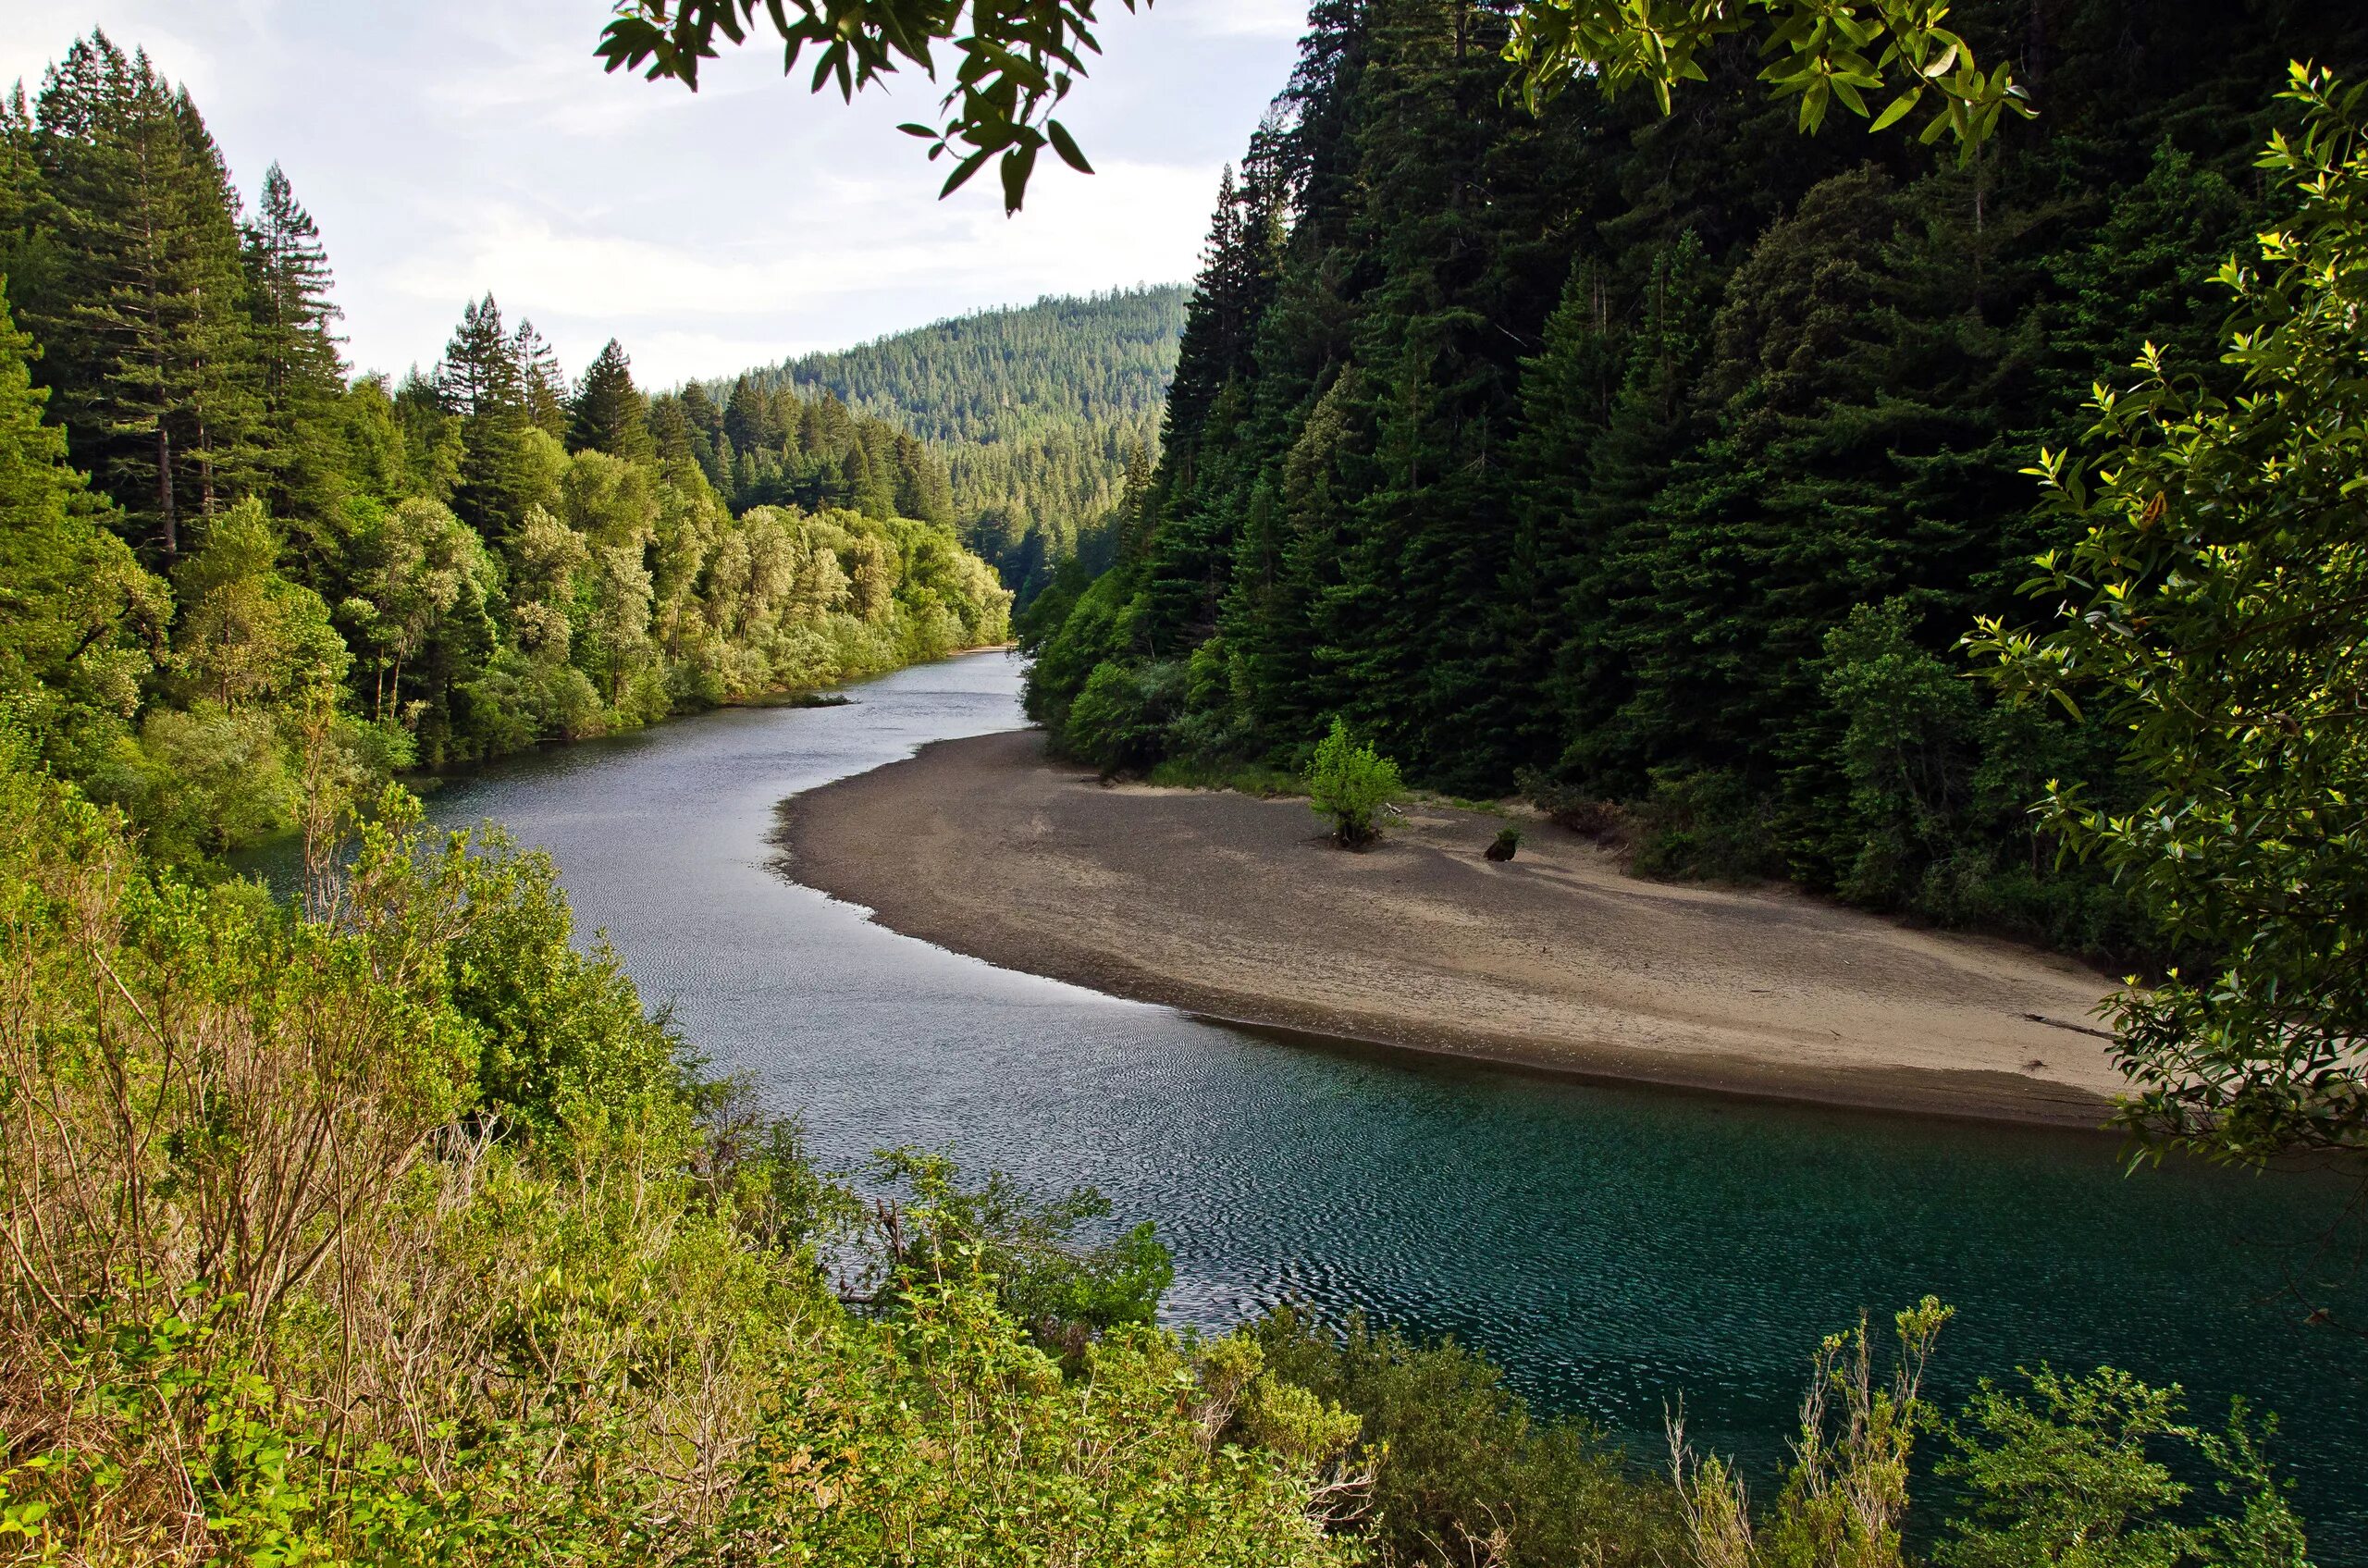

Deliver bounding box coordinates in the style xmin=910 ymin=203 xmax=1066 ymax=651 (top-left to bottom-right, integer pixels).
xmin=1307 ymin=718 xmax=1403 ymax=847
xmin=1486 ymin=826 xmax=1522 ymax=862
xmin=1517 ymin=769 xmax=1631 ymax=844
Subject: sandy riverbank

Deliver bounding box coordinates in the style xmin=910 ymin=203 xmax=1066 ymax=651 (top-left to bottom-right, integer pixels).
xmin=772 ymin=730 xmax=2130 ymax=1127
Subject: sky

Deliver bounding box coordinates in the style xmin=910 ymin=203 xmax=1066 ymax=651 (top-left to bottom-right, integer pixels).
xmin=0 ymin=1 xmax=1304 ymax=388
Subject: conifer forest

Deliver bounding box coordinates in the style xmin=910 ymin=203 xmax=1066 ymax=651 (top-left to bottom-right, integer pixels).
xmin=1027 ymin=0 xmax=2368 ymax=963
xmin=756 ymin=285 xmax=1186 ymax=596
xmin=6 ymin=3 xmax=2368 ymax=1565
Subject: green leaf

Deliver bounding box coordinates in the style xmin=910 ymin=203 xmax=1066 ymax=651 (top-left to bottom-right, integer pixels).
xmin=939 ymin=147 xmax=992 ymax=198
xmin=1870 ymin=88 xmax=1922 ymax=131
xmin=999 ymin=142 xmax=1040 ymax=213
xmin=1045 ymin=118 xmax=1093 ymax=175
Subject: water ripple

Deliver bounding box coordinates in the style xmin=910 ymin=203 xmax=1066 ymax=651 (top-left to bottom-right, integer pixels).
xmin=387 ymin=652 xmax=2368 ymax=1550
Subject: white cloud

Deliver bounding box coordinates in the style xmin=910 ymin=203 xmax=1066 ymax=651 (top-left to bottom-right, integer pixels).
xmin=1171 ymin=0 xmax=1312 ymax=40
xmin=0 ymin=0 xmax=1300 ymax=388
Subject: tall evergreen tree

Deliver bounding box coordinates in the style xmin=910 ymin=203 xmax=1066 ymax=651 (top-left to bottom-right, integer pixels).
xmin=0 ymin=85 xmax=53 ymax=308
xmin=515 ymin=318 xmax=571 ymax=439
xmin=437 ymin=294 xmax=537 ymax=544
xmin=240 ymin=162 xmax=345 ymax=559
xmin=568 ymin=338 xmax=655 ymax=462
xmin=28 ymin=33 xmax=259 ymax=556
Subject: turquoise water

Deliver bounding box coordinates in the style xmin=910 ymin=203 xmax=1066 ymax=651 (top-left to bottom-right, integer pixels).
xmin=364 ymin=652 xmax=2367 ymax=1549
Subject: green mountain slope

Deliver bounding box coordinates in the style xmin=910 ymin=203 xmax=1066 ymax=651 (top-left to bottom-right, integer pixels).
xmin=754 ymin=286 xmax=1187 ymax=594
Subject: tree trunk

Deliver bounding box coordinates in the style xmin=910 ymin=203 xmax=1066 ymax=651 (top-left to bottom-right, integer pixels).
xmin=157 ymin=424 xmax=177 ymax=560
xmin=195 ymin=410 xmax=216 ymax=518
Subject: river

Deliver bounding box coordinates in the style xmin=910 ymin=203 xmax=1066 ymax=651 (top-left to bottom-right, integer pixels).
xmin=391 ymin=649 xmax=2367 ymax=1547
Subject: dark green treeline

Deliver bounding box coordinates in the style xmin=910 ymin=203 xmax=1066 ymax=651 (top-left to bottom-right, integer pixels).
xmin=0 ymin=31 xmax=1009 ymax=860
xmin=1025 ymin=0 xmax=2368 ymax=957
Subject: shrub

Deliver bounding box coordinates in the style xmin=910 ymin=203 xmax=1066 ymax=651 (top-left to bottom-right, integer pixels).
xmin=1629 ymin=766 xmax=1787 ymax=882
xmin=1306 ymin=717 xmax=1403 ymax=847
xmin=1935 ymin=1367 xmax=2311 ymax=1568
xmin=130 ymin=700 xmax=299 ymax=856
xmin=857 ymin=1147 xmax=1176 ymax=1354
xmin=1061 ymin=659 xmax=1184 ymax=774
xmin=1517 ymin=767 xmax=1630 ymax=844
xmin=0 ymin=761 xmax=1355 ymax=1568
xmin=1247 ymin=1306 xmax=1679 ymax=1568
xmin=1145 ymin=757 xmax=1299 ymax=796
xmin=1021 ymin=569 xmax=1129 ymax=731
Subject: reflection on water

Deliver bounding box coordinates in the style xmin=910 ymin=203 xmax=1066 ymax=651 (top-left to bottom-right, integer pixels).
xmin=318 ymin=651 xmax=2367 ymax=1545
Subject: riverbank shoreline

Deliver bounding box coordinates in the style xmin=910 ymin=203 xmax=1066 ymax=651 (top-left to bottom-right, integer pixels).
xmin=394 ymin=644 xmax=1018 ymax=795
xmin=771 ymin=730 xmax=2131 ymax=1129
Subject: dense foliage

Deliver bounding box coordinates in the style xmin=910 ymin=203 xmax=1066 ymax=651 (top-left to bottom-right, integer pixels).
xmin=1023 ymin=0 xmax=2368 ymax=965
xmin=743 ymin=286 xmax=1187 ymax=600
xmin=0 ymin=757 xmax=1358 ymax=1565
xmin=1970 ymin=66 xmax=2368 ymax=1158
xmin=0 ymin=717 xmax=2325 ymax=1566
xmin=0 ymin=31 xmax=1009 ymax=859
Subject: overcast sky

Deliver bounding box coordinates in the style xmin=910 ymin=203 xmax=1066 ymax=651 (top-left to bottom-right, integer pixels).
xmin=0 ymin=1 xmax=1302 ymax=388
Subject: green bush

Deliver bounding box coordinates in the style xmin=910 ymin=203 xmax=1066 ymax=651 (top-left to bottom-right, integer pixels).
xmin=1247 ymin=1306 xmax=1679 ymax=1568
xmin=1060 ymin=659 xmax=1184 ymax=775
xmin=857 ymin=1147 xmax=1175 ymax=1355
xmin=1936 ymin=1366 xmax=2310 ymax=1568
xmin=1021 ymin=569 xmax=1129 ymax=732
xmin=1629 ymin=766 xmax=1787 ymax=882
xmin=1144 ymin=757 xmax=1299 ymax=796
xmin=1306 ymin=717 xmax=1404 ymax=847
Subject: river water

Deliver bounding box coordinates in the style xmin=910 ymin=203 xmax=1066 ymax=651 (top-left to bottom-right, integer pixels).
xmin=391 ymin=650 xmax=2365 ymax=1546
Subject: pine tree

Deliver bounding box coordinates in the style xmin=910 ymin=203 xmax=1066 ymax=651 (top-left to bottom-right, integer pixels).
xmin=515 ymin=319 xmax=571 ymax=438
xmin=437 ymin=294 xmax=537 ymax=543
xmin=391 ymin=369 xmax=462 ymax=503
xmin=722 ymin=373 xmax=780 ymax=455
xmin=1549 ymin=233 xmax=1718 ymax=792
xmin=166 ymin=84 xmax=262 ymax=525
xmin=241 ymin=162 xmax=346 ymax=561
xmin=29 ymin=34 xmax=260 ymax=556
xmin=844 ymin=433 xmax=895 ymax=519
xmin=889 ymin=429 xmax=954 ymax=525
xmin=647 ymin=392 xmax=697 ymax=466
xmin=0 ymin=85 xmax=54 ymax=309
xmin=568 ymin=338 xmax=655 ymax=462
xmin=1273 ymin=0 xmax=1367 ymax=250
xmin=1162 ymin=164 xmax=1283 ymax=474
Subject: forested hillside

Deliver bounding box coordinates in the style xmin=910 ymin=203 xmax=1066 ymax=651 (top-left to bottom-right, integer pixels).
xmin=1024 ymin=0 xmax=2368 ymax=958
xmin=742 ymin=287 xmax=1187 ymax=596
xmin=0 ymin=32 xmax=1008 ymax=860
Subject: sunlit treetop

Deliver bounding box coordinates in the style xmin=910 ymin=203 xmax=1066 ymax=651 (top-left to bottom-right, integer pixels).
xmin=1504 ymin=0 xmax=2033 ymax=151
xmin=596 ymin=0 xmax=2032 ymax=214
